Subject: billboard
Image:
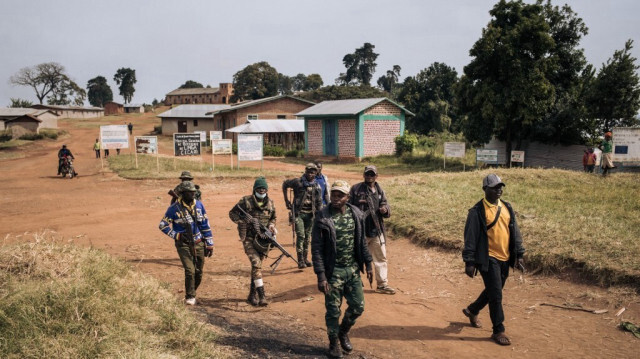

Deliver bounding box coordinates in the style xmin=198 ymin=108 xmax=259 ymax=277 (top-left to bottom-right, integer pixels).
xmin=100 ymin=125 xmax=129 ymax=149
xmin=135 ymin=136 xmax=158 ymax=154
xmin=511 ymin=151 xmax=525 ymax=163
xmin=238 ymin=134 xmax=263 ymax=161
xmin=476 ymin=149 xmax=498 ymax=163
xmin=613 ymin=127 xmax=640 ymax=162
xmin=212 ymin=139 xmax=232 ymax=154
xmin=173 ymin=133 xmax=201 ymax=156
xmin=210 ymin=131 xmax=223 ymax=141
xmin=444 ymin=142 xmax=465 ymax=158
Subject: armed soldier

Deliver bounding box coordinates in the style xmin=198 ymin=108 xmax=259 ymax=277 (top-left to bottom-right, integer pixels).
xmin=159 ymin=181 xmax=214 ymax=305
xmin=282 ymin=163 xmax=323 ymax=269
xmin=171 ymin=171 xmax=202 ymax=204
xmin=229 ymin=177 xmax=277 ymax=307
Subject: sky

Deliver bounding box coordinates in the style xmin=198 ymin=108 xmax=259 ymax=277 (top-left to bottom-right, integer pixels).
xmin=1 ymin=0 xmax=639 ymax=106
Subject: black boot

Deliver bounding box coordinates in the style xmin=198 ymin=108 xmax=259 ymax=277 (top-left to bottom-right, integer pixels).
xmin=303 ymin=250 xmax=312 ymax=267
xmin=338 ymin=323 xmax=353 ymax=353
xmin=297 ymin=253 xmax=306 ymax=269
xmin=328 ymin=336 xmax=343 ymax=358
xmin=247 ymin=281 xmax=258 ymax=306
xmin=256 ymin=286 xmax=269 ymax=306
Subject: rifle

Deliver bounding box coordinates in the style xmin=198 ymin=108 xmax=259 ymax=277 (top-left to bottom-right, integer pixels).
xmin=289 ymin=188 xmax=296 ymax=248
xmin=168 ymin=190 xmax=198 ymax=268
xmin=233 ymin=204 xmax=298 ymax=273
xmin=362 ymin=185 xmax=384 ymax=243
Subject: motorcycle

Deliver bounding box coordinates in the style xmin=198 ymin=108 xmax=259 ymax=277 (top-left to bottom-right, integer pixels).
xmin=60 ymin=156 xmax=76 ymax=179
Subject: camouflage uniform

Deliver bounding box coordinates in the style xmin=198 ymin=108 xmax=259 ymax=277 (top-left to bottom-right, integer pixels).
xmin=171 ymin=171 xmax=202 ymax=204
xmin=282 ymin=174 xmax=322 ymax=263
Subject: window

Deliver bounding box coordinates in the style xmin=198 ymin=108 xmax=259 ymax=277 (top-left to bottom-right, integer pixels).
xmin=247 ymin=114 xmax=258 ymax=120
xmin=277 ymin=115 xmax=286 ymax=119
xmin=194 ymin=120 xmax=198 ymax=127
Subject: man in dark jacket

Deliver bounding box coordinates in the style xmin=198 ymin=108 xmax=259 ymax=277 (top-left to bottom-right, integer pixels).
xmin=282 ymin=163 xmax=323 ymax=268
xmin=57 ymin=144 xmax=75 ymax=175
xmin=462 ymin=174 xmax=525 ymax=346
xmin=312 ymin=180 xmax=373 ymax=358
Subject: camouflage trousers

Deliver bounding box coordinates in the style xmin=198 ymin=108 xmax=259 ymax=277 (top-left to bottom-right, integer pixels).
xmin=295 ymin=211 xmax=314 ymax=254
xmin=176 ymin=241 xmax=206 ymax=299
xmin=324 ymin=265 xmax=365 ymax=337
xmin=243 ymin=238 xmax=266 ymax=280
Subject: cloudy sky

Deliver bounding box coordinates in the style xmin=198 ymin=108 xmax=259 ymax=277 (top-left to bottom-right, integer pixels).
xmin=1 ymin=0 xmax=638 ymax=106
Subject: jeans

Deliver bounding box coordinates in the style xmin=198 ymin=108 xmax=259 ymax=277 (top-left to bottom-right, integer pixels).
xmin=467 ymin=257 xmax=510 ymax=334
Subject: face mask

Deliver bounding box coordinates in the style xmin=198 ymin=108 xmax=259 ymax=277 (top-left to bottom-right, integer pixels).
xmin=255 ymin=192 xmax=266 ymax=199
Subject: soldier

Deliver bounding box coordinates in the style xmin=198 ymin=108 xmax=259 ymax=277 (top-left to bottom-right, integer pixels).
xmin=229 ymin=177 xmax=277 ymax=307
xmin=282 ymin=163 xmax=323 ymax=269
xmin=171 ymin=171 xmax=202 ymax=204
xmin=312 ymin=180 xmax=373 ymax=358
xmin=349 ymin=165 xmax=395 ymax=294
xmin=159 ymin=181 xmax=214 ymax=305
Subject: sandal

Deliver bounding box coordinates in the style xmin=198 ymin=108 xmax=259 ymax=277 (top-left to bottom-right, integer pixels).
xmin=491 ymin=332 xmax=511 ymax=346
xmin=462 ymin=308 xmax=482 ymax=328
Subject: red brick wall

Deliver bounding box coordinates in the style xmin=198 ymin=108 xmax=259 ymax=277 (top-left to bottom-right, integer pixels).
xmin=235 ymin=98 xmax=311 ymax=124
xmin=364 ymin=120 xmax=400 ymax=156
xmin=307 ymin=120 xmax=323 ymax=155
xmin=364 ymin=101 xmax=401 ymax=116
xmin=338 ymin=120 xmax=356 ymax=157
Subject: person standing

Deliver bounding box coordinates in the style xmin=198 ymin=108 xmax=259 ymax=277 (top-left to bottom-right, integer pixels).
xmin=348 ymin=165 xmax=395 ymax=294
xmin=171 ymin=171 xmax=202 ymax=204
xmin=462 ymin=174 xmax=525 ymax=346
xmin=93 ymin=139 xmax=101 ymax=158
xmin=159 ymin=181 xmax=214 ymax=305
xmin=104 ymin=148 xmax=110 ymax=158
xmin=599 ymin=132 xmax=616 ymax=176
xmin=282 ymin=163 xmax=322 ymax=269
xmin=582 ymin=148 xmax=597 ymax=173
xmin=312 ymin=180 xmax=373 ymax=358
xmin=128 ymin=122 xmax=133 ymax=135
xmin=229 ymin=177 xmax=277 ymax=307
xmin=315 ymin=161 xmax=330 ymax=207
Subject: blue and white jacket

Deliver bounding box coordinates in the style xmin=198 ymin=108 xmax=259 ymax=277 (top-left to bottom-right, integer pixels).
xmin=159 ymin=200 xmax=213 ymax=246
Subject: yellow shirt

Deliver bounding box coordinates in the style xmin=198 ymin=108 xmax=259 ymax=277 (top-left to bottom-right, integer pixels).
xmin=483 ymin=198 xmax=511 ymax=261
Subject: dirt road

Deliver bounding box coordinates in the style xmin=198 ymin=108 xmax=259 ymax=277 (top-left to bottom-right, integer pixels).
xmin=1 ymin=117 xmax=638 ymax=358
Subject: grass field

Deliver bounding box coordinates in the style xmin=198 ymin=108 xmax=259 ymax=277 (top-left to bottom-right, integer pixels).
xmin=383 ymin=168 xmax=640 ymax=289
xmin=0 ymin=232 xmax=227 ymax=358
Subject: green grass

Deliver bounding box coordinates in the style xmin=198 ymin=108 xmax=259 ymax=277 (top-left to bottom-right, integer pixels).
xmin=0 ymin=232 xmax=227 ymax=358
xmin=0 ymin=139 xmax=32 ymax=149
xmin=384 ymin=168 xmax=640 ymax=289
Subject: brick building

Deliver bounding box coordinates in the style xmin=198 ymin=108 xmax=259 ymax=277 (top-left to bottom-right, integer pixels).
xmin=31 ymin=104 xmax=104 ymax=119
xmin=296 ymin=98 xmax=414 ymax=160
xmin=158 ymin=104 xmax=231 ymax=135
xmin=0 ymin=108 xmax=59 ymax=130
xmin=164 ymin=83 xmax=234 ymax=105
xmin=104 ymin=102 xmax=124 ymax=115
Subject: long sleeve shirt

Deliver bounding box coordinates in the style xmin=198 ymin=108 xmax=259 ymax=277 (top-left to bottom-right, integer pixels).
xmin=159 ymin=200 xmax=213 ymax=246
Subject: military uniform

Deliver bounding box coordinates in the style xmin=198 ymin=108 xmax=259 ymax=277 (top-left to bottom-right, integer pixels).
xmin=171 ymin=171 xmax=202 ymax=203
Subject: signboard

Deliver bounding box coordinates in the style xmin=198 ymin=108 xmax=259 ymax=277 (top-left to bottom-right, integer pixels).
xmin=613 ymin=127 xmax=640 ymax=162
xmin=476 ymin=149 xmax=498 ymax=163
xmin=100 ymin=125 xmax=129 ymax=149
xmin=135 ymin=136 xmax=158 ymax=154
xmin=212 ymin=139 xmax=232 ymax=154
xmin=511 ymin=151 xmax=525 ymax=163
xmin=209 ymin=131 xmax=223 ymax=141
xmin=194 ymin=131 xmax=207 ymax=142
xmin=238 ymin=134 xmax=263 ymax=161
xmin=444 ymin=142 xmax=465 ymax=158
xmin=173 ymin=133 xmax=201 ymax=156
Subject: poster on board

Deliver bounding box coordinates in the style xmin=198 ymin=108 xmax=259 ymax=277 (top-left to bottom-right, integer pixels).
xmin=210 ymin=131 xmax=223 ymax=141
xmin=444 ymin=142 xmax=465 ymax=158
xmin=476 ymin=149 xmax=498 ymax=163
xmin=613 ymin=127 xmax=640 ymax=162
xmin=100 ymin=125 xmax=129 ymax=149
xmin=135 ymin=136 xmax=158 ymax=154
xmin=194 ymin=131 xmax=206 ymax=142
xmin=212 ymin=139 xmax=232 ymax=154
xmin=238 ymin=134 xmax=263 ymax=161
xmin=173 ymin=133 xmax=201 ymax=156
xmin=510 ymin=151 xmax=525 ymax=163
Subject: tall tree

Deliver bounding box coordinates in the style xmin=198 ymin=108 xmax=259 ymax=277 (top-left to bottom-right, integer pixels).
xmin=9 ymin=98 xmax=33 ymax=108
xmin=298 ymin=85 xmax=386 ymax=103
xmin=337 ymin=42 xmax=379 ymax=86
xmin=231 ymin=61 xmax=279 ymax=102
xmin=47 ymin=75 xmax=86 ymax=106
xmin=87 ymin=76 xmax=113 ymax=107
xmin=305 ymin=74 xmax=324 ymax=90
xmin=278 ymin=73 xmax=293 ymax=95
xmin=458 ymin=0 xmax=556 ymax=161
xmin=292 ymin=73 xmax=308 ymax=92
xmin=377 ymin=65 xmax=402 ymax=92
xmin=9 ymin=62 xmax=69 ymax=104
xmin=587 ymin=40 xmax=640 ymax=133
xmin=179 ymin=80 xmax=204 ymax=89
xmin=113 ymin=68 xmax=137 ymax=104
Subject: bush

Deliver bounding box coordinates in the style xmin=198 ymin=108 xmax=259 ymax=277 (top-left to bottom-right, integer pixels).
xmin=285 ymin=149 xmax=304 ymax=157
xmin=232 ymin=143 xmax=237 ymax=154
xmin=153 ymin=125 xmax=162 ymax=134
xmin=0 ymin=130 xmax=12 ymax=142
xmin=40 ymin=129 xmax=60 ymax=140
xmin=263 ymin=144 xmax=285 ymax=157
xmin=394 ymin=131 xmax=418 ymax=155
xmin=18 ymin=132 xmax=44 ymax=140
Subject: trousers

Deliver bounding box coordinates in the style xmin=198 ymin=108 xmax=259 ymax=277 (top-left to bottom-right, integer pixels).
xmin=467 ymin=256 xmax=510 ymax=334
xmin=324 ymin=265 xmax=365 ymax=337
xmin=176 ymin=241 xmax=206 ymax=299
xmin=366 ymin=233 xmax=388 ymax=287
xmin=295 ymin=211 xmax=314 ymax=254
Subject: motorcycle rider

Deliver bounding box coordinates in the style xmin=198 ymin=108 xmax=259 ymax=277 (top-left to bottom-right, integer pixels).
xmin=57 ymin=144 xmax=76 ymax=176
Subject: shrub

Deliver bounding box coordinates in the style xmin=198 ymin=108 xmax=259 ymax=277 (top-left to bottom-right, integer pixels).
xmin=153 ymin=125 xmax=162 ymax=134
xmin=40 ymin=129 xmax=59 ymax=140
xmin=0 ymin=130 xmax=12 ymax=142
xmin=18 ymin=132 xmax=44 ymax=140
xmin=285 ymin=149 xmax=304 ymax=157
xmin=394 ymin=131 xmax=418 ymax=155
xmin=263 ymin=144 xmax=285 ymax=157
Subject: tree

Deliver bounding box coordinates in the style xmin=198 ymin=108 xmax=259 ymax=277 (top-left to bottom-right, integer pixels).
xmin=292 ymin=73 xmax=308 ymax=92
xmin=298 ymin=85 xmax=386 ymax=103
xmin=9 ymin=62 xmax=69 ymax=104
xmin=152 ymin=98 xmax=159 ymax=106
xmin=113 ymin=68 xmax=137 ymax=104
xmin=377 ymin=65 xmax=401 ymax=92
xmin=305 ymin=74 xmax=324 ymax=90
xmin=337 ymin=42 xmax=379 ymax=86
xmin=9 ymin=98 xmax=33 ymax=108
xmin=231 ymin=61 xmax=279 ymax=102
xmin=179 ymin=80 xmax=204 ymax=89
xmin=47 ymin=75 xmax=86 ymax=106
xmin=87 ymin=76 xmax=113 ymax=107
xmin=278 ymin=73 xmax=293 ymax=95
xmin=458 ymin=0 xmax=557 ymax=161
xmin=587 ymin=40 xmax=640 ymax=133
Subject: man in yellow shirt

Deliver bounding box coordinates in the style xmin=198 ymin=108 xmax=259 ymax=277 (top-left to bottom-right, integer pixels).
xmin=462 ymin=174 xmax=525 ymax=346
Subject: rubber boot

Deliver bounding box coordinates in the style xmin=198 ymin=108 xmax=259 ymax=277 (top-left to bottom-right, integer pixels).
xmin=338 ymin=322 xmax=353 ymax=353
xmin=303 ymin=250 xmax=312 ymax=267
xmin=297 ymin=253 xmax=306 ymax=269
xmin=328 ymin=336 xmax=344 ymax=358
xmin=247 ymin=281 xmax=258 ymax=306
xmin=256 ymin=286 xmax=269 ymax=306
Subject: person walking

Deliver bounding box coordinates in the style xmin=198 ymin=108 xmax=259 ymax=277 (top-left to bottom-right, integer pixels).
xmin=282 ymin=163 xmax=322 ymax=269
xmin=599 ymin=132 xmax=616 ymax=176
xmin=229 ymin=177 xmax=277 ymax=307
xmin=171 ymin=171 xmax=202 ymax=204
xmin=159 ymin=181 xmax=214 ymax=305
xmin=312 ymin=180 xmax=373 ymax=358
xmin=127 ymin=122 xmax=133 ymax=135
xmin=462 ymin=174 xmax=525 ymax=346
xmin=315 ymin=161 xmax=330 ymax=207
xmin=348 ymin=165 xmax=395 ymax=294
xmin=93 ymin=139 xmax=101 ymax=158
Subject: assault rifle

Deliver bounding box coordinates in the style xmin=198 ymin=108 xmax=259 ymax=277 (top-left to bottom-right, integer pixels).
xmin=233 ymin=204 xmax=298 ymax=274
xmin=362 ymin=187 xmax=383 ymax=241
xmin=289 ymin=188 xmax=296 ymax=248
xmin=169 ymin=189 xmax=198 ymax=267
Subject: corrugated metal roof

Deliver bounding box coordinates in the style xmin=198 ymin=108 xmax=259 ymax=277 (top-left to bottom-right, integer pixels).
xmin=207 ymin=95 xmax=315 ymax=115
xmin=165 ymin=87 xmax=220 ymax=96
xmin=296 ymin=97 xmax=414 ymax=117
xmin=157 ymin=104 xmax=231 ymax=118
xmin=31 ymin=104 xmax=104 ymax=111
xmin=0 ymin=108 xmax=39 ymax=118
xmin=124 ymin=103 xmax=143 ymax=108
xmin=3 ymin=114 xmax=41 ymax=123
xmin=225 ymin=119 xmax=304 ymax=133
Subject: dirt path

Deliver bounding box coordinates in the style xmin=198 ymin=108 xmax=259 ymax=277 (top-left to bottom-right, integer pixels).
xmin=1 ymin=117 xmax=638 ymax=358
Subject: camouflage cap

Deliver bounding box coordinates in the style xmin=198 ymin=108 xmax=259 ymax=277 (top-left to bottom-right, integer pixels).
xmin=305 ymin=163 xmax=318 ymax=171
xmin=330 ymin=180 xmax=350 ymax=194
xmin=179 ymin=181 xmax=197 ymax=192
xmin=364 ymin=165 xmax=378 ymax=175
xmin=179 ymin=171 xmax=194 ymax=180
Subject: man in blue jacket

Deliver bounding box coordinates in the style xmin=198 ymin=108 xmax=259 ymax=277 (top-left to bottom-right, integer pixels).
xmin=159 ymin=181 xmax=214 ymax=305
xmin=462 ymin=174 xmax=525 ymax=346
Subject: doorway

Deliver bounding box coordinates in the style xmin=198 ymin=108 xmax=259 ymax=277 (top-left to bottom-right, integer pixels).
xmin=178 ymin=121 xmax=187 ymax=133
